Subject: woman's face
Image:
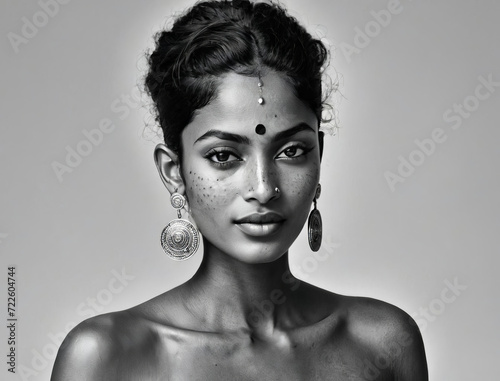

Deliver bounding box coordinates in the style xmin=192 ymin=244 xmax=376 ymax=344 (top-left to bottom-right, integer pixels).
xmin=179 ymin=72 xmax=321 ymax=264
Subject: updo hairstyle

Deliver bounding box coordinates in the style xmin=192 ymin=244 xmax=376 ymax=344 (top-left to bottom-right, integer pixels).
xmin=145 ymin=0 xmax=329 ymax=160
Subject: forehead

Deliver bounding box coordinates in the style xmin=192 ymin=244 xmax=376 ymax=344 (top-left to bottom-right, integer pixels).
xmin=183 ymin=72 xmax=318 ymax=142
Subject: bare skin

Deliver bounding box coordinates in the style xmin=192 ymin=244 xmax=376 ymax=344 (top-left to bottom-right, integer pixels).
xmin=51 ymin=261 xmax=427 ymax=380
xmin=51 ymin=73 xmax=427 ymax=380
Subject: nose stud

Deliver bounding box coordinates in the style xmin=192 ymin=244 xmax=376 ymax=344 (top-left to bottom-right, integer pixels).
xmin=274 ymin=187 xmax=280 ymax=194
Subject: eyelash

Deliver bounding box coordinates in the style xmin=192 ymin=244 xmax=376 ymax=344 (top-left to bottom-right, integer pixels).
xmin=204 ymin=144 xmax=314 ymax=169
xmin=204 ymin=148 xmax=241 ymax=168
xmin=277 ymin=145 xmax=314 ymax=160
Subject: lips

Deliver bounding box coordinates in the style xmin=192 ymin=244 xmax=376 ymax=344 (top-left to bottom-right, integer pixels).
xmin=234 ymin=212 xmax=285 ymax=237
xmin=234 ymin=212 xmax=285 ymax=224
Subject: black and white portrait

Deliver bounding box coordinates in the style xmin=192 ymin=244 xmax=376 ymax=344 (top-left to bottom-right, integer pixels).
xmin=1 ymin=1 xmax=498 ymax=380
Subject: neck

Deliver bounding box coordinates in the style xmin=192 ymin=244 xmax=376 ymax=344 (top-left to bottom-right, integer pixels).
xmin=184 ymin=239 xmax=302 ymax=336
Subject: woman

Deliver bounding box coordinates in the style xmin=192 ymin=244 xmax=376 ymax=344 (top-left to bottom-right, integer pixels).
xmin=51 ymin=0 xmax=427 ymax=379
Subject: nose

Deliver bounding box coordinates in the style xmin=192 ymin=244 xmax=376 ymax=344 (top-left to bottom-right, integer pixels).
xmin=242 ymin=157 xmax=280 ymax=204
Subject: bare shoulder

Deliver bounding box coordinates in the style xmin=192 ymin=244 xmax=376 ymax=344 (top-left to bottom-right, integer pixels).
xmin=51 ymin=310 xmax=160 ymax=381
xmin=340 ymin=295 xmax=428 ymax=380
xmin=50 ymin=286 xmax=194 ymax=381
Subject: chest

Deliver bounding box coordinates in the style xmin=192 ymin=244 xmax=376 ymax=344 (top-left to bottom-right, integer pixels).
xmin=146 ymin=334 xmax=392 ymax=381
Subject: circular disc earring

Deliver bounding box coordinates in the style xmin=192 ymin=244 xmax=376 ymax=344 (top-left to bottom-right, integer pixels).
xmin=160 ymin=192 xmax=200 ymax=260
xmin=308 ymin=184 xmax=322 ymax=252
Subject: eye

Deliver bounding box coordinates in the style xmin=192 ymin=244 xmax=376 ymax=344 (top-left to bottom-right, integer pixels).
xmin=211 ymin=151 xmax=233 ymax=162
xmin=276 ymin=145 xmax=310 ymax=159
xmin=204 ymin=148 xmax=241 ymax=167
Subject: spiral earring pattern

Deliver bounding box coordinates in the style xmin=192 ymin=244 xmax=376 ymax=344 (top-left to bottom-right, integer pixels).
xmin=307 ymin=184 xmax=322 ymax=252
xmin=160 ymin=192 xmax=199 ymax=260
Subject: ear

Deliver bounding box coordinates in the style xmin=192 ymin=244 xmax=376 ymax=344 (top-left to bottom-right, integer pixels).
xmin=154 ymin=144 xmax=185 ymax=195
xmin=318 ymin=131 xmax=324 ymax=161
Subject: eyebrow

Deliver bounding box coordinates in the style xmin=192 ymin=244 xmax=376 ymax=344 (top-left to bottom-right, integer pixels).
xmin=194 ymin=130 xmax=250 ymax=145
xmin=274 ymin=123 xmax=316 ymax=141
xmin=193 ymin=122 xmax=316 ymax=145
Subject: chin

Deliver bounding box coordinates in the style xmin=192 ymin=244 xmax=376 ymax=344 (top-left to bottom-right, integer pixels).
xmin=224 ymin=241 xmax=291 ymax=265
xmin=236 ymin=251 xmax=286 ymax=265
xmin=199 ymin=221 xmax=301 ymax=265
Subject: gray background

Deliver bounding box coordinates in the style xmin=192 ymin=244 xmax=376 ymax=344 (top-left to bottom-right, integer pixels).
xmin=1 ymin=0 xmax=499 ymax=380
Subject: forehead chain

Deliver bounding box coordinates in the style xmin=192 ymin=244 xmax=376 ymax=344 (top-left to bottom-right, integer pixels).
xmin=256 ymin=73 xmax=266 ymax=135
xmin=257 ymin=74 xmax=265 ymax=105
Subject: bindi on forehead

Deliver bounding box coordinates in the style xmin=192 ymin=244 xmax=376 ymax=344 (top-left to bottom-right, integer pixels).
xmin=255 ymin=124 xmax=266 ymax=135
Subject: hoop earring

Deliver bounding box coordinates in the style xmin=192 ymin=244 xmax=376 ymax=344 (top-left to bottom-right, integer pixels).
xmin=160 ymin=192 xmax=200 ymax=261
xmin=308 ymin=184 xmax=322 ymax=252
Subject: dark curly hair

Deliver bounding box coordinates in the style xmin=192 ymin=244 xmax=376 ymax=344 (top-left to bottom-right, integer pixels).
xmin=145 ymin=0 xmax=329 ymax=160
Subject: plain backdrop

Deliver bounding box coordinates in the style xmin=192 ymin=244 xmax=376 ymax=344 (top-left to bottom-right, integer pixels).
xmin=1 ymin=0 xmax=499 ymax=380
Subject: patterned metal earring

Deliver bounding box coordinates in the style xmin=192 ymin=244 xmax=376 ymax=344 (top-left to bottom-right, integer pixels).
xmin=308 ymin=184 xmax=322 ymax=252
xmin=160 ymin=192 xmax=200 ymax=260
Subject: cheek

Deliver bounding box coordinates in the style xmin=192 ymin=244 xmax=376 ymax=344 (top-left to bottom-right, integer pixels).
xmin=283 ymin=162 xmax=320 ymax=202
xmin=183 ymin=170 xmax=236 ymax=216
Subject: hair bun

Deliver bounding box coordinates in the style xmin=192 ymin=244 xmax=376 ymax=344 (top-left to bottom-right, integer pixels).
xmin=144 ymin=0 xmax=331 ymax=158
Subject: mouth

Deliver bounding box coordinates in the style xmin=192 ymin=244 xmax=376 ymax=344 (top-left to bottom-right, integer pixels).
xmin=234 ymin=213 xmax=285 ymax=237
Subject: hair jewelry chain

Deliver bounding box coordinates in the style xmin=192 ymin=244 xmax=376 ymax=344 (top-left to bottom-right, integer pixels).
xmin=258 ymin=74 xmax=264 ymax=105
